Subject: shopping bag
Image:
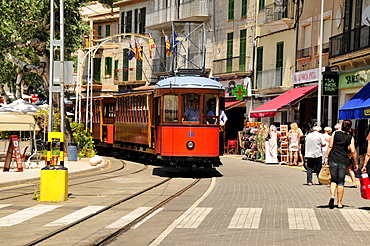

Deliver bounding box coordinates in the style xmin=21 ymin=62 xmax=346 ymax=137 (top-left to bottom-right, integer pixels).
xmin=318 ymin=165 xmax=331 ymax=185
xmin=360 ymin=173 xmax=370 ymax=200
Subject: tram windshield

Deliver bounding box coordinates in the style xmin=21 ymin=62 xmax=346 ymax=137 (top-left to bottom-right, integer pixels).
xmin=162 ymin=93 xmax=220 ymax=124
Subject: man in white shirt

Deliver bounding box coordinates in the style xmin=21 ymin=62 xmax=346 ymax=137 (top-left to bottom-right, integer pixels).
xmin=305 ymin=126 xmax=326 ymax=185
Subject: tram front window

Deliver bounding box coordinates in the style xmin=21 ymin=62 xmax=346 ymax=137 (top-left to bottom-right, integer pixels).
xmin=163 ymin=95 xmax=178 ymax=122
xmin=183 ymin=94 xmax=200 ymax=122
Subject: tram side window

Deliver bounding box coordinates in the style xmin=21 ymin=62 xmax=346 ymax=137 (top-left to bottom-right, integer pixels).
xmin=183 ymin=94 xmax=200 ymax=122
xmin=163 ymin=95 xmax=178 ymax=122
xmin=204 ymin=94 xmax=219 ymax=124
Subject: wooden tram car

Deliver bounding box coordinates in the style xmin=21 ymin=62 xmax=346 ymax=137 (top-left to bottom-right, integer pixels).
xmin=81 ymin=76 xmax=225 ymax=169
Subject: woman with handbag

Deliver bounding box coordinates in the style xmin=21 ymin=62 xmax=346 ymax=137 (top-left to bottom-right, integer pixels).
xmin=324 ymin=120 xmax=358 ymax=209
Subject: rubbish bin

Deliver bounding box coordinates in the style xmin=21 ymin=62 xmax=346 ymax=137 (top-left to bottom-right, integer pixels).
xmin=68 ymin=143 xmax=78 ymax=161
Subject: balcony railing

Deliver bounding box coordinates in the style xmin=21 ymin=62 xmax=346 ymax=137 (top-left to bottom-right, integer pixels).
xmin=330 ymin=25 xmax=370 ymax=58
xmin=212 ymin=56 xmax=250 ymax=75
xmin=296 ymin=47 xmax=311 ymax=59
xmin=256 ymin=67 xmax=283 ymax=89
xmin=147 ymin=1 xmax=210 ymax=27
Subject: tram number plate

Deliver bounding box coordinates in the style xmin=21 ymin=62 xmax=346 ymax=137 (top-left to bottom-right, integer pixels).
xmin=187 ymin=131 xmax=194 ymax=137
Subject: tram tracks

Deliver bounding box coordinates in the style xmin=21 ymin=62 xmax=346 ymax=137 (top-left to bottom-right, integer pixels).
xmin=0 ymin=158 xmax=145 ymax=201
xmin=24 ymin=177 xmax=201 ymax=246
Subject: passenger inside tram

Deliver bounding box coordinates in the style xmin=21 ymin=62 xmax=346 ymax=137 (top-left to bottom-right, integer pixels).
xmin=183 ymin=99 xmax=200 ymax=122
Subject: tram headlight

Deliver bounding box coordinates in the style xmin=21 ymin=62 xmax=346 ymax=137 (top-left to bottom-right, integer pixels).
xmin=187 ymin=141 xmax=195 ymax=150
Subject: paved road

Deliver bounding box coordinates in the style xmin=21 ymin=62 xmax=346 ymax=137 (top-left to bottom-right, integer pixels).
xmin=112 ymin=156 xmax=370 ymax=246
xmin=0 ymin=156 xmax=369 ymax=246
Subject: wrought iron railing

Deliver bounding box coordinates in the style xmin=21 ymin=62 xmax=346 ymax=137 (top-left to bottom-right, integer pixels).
xmin=330 ymin=25 xmax=370 ymax=58
xmin=212 ymin=56 xmax=249 ymax=75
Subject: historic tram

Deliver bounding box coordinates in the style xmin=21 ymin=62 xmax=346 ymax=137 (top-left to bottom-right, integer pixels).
xmin=82 ymin=76 xmax=225 ymax=169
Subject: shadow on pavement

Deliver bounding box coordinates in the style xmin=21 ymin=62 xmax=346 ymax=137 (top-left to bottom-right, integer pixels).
xmin=152 ymin=167 xmax=223 ymax=178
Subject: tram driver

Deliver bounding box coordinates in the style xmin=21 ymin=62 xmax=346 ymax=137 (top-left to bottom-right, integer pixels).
xmin=183 ymin=99 xmax=200 ymax=122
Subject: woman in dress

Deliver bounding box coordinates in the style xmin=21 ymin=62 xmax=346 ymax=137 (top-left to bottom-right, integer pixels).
xmin=288 ymin=122 xmax=303 ymax=166
xmin=324 ymin=120 xmax=358 ymax=209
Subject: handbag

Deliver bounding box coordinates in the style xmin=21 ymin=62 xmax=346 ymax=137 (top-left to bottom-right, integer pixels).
xmin=318 ymin=164 xmax=331 ymax=185
xmin=360 ymin=173 xmax=370 ymax=200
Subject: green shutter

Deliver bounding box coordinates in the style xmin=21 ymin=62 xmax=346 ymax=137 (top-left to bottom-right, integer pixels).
xmin=227 ymin=32 xmax=233 ymax=73
xmin=106 ymin=25 xmax=110 ymax=37
xmin=228 ymin=0 xmax=235 ymax=20
xmin=258 ymin=0 xmax=265 ymax=13
xmin=123 ymin=49 xmax=129 ymax=81
xmin=93 ymin=58 xmax=101 ymax=82
xmin=239 ymin=29 xmax=247 ymax=71
xmin=276 ymin=42 xmax=283 ymax=68
xmin=114 ymin=60 xmax=119 ymax=77
xmin=256 ymin=47 xmax=263 ymax=72
xmin=241 ymin=0 xmax=248 ymax=17
xmin=105 ymin=57 xmax=112 ymax=75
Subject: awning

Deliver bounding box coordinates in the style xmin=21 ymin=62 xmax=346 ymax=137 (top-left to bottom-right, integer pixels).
xmin=250 ymin=85 xmax=318 ymax=118
xmin=225 ymin=100 xmax=245 ymax=110
xmin=339 ymin=82 xmax=370 ymax=120
xmin=0 ymin=114 xmax=40 ymax=131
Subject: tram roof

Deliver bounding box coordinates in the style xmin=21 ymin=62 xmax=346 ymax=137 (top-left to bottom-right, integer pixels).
xmin=155 ymin=76 xmax=224 ymax=90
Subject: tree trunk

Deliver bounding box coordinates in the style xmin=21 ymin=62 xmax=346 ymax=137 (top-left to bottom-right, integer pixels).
xmin=0 ymin=84 xmax=11 ymax=104
xmin=15 ymin=72 xmax=23 ymax=100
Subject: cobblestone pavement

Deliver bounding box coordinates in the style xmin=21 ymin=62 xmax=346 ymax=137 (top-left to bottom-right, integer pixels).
xmin=151 ymin=156 xmax=370 ymax=246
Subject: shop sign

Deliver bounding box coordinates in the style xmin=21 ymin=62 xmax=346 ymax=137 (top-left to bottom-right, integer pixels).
xmin=219 ymin=78 xmax=244 ymax=98
xmin=292 ymin=68 xmax=320 ymax=85
xmin=322 ymin=73 xmax=339 ymax=96
xmin=339 ymin=69 xmax=370 ymax=89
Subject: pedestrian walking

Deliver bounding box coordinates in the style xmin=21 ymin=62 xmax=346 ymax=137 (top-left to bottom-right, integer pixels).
xmin=324 ymin=120 xmax=358 ymax=209
xmin=322 ymin=127 xmax=332 ymax=164
xmin=305 ymin=126 xmax=326 ymax=186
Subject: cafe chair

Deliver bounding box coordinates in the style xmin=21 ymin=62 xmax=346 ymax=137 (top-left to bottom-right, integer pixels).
xmin=225 ymin=139 xmax=237 ymax=154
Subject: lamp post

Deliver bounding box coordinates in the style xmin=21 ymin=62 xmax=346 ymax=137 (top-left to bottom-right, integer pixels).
xmin=317 ymin=0 xmax=324 ymax=126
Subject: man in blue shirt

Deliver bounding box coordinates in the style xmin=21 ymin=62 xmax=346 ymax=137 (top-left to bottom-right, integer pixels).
xmin=184 ymin=99 xmax=200 ymax=122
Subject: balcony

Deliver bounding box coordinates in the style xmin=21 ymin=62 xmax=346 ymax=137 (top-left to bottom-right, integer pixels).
xmin=146 ymin=1 xmax=210 ymax=29
xmin=212 ymin=56 xmax=251 ymax=76
xmin=257 ymin=2 xmax=294 ymax=32
xmin=330 ymin=25 xmax=370 ymax=58
xmin=146 ymin=5 xmax=178 ymax=29
xmin=256 ymin=67 xmax=283 ymax=89
xmin=179 ymin=0 xmax=210 ymax=21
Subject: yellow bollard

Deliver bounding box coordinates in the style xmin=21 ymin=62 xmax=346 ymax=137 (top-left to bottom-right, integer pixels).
xmin=40 ymin=165 xmax=68 ymax=202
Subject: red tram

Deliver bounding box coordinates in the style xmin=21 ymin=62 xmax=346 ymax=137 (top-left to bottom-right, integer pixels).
xmin=81 ymin=76 xmax=225 ymax=169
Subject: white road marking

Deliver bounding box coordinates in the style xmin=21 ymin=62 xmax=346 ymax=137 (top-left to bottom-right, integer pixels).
xmin=149 ymin=177 xmax=216 ymax=246
xmin=0 ymin=204 xmax=12 ymax=209
xmin=341 ymin=209 xmax=370 ymax=231
xmin=106 ymin=207 xmax=152 ymax=229
xmin=44 ymin=205 xmax=105 ymax=227
xmin=132 ymin=208 xmax=163 ymax=229
xmin=288 ymin=208 xmax=320 ymax=230
xmin=0 ymin=205 xmax=61 ymax=226
xmin=228 ymin=208 xmax=262 ymax=229
xmin=176 ymin=207 xmax=212 ymax=228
